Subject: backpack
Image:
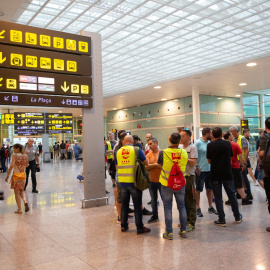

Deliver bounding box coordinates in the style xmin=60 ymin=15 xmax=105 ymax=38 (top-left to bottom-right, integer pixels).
xmin=134 ymin=147 xmax=150 ymax=191
xmin=260 ymin=133 xmax=270 ymax=173
xmin=4 ymin=149 xmax=9 ymax=158
xmin=53 ymin=144 xmax=59 ymax=150
xmin=163 ymin=151 xmax=185 ymax=191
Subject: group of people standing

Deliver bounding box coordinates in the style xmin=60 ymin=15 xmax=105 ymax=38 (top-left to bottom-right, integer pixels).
xmin=105 ymin=117 xmax=270 ymax=239
xmin=53 ymin=140 xmax=82 ymax=161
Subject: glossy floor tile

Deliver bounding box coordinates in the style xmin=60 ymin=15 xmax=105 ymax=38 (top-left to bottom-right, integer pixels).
xmin=0 ymin=159 xmax=269 ymax=270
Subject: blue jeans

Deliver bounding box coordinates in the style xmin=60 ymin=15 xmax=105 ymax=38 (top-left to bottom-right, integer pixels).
xmin=150 ymin=182 xmax=161 ymax=217
xmin=161 ymin=185 xmax=187 ymax=233
xmin=241 ymin=168 xmax=252 ymax=196
xmin=121 ymin=185 xmax=144 ymax=231
xmin=1 ymin=157 xmax=6 ymax=173
xmin=212 ymin=181 xmax=241 ymax=221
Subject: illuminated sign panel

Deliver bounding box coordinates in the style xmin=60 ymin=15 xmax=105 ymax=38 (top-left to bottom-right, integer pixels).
xmin=2 ymin=113 xmax=14 ymax=124
xmin=45 ymin=113 xmax=73 ymax=133
xmin=0 ymin=21 xmax=92 ymax=109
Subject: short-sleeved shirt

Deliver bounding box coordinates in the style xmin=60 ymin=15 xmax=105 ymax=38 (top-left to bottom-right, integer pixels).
xmin=207 ymin=139 xmax=233 ymax=182
xmin=230 ymin=141 xmax=242 ymax=169
xmin=146 ymin=151 xmax=161 ymax=183
xmin=25 ymin=144 xmax=38 ymax=162
xmin=178 ymin=143 xmax=198 ymax=176
xmin=260 ymin=133 xmax=270 ymax=177
xmin=194 ymin=138 xmax=210 ymax=172
xmin=233 ymin=137 xmax=249 ymax=149
xmin=134 ymin=142 xmax=142 ymax=150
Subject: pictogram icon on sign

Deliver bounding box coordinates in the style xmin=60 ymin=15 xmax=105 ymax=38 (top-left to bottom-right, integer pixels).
xmin=0 ymin=52 xmax=6 ymax=64
xmin=54 ymin=59 xmax=64 ymax=70
xmin=40 ymin=35 xmax=51 ymax=47
xmin=4 ymin=96 xmax=9 ymax=101
xmin=79 ymin=41 xmax=88 ymax=52
xmin=66 ymin=99 xmax=71 ymax=105
xmin=6 ymin=79 xmax=17 ymax=89
xmin=12 ymin=96 xmax=18 ymax=102
xmin=0 ymin=77 xmax=3 ymax=87
xmin=25 ymin=32 xmax=37 ymax=45
xmin=40 ymin=57 xmax=51 ymax=69
xmin=81 ymin=85 xmax=89 ymax=94
xmin=67 ymin=61 xmax=77 ymax=72
xmin=53 ymin=37 xmax=64 ymax=49
xmin=11 ymin=53 xmax=23 ymax=66
xmin=26 ymin=55 xmax=37 ymax=67
xmin=71 ymin=84 xmax=79 ymax=93
xmin=61 ymin=81 xmax=69 ymax=92
xmin=0 ymin=30 xmax=5 ymax=39
xmin=10 ymin=30 xmax=22 ymax=43
xmin=66 ymin=39 xmax=76 ymax=51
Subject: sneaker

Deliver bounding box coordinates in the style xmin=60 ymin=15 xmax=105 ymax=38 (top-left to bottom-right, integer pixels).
xmin=208 ymin=207 xmax=218 ymax=215
xmin=235 ymin=214 xmax=242 ymax=224
xmin=106 ymin=190 xmax=110 ymax=194
xmin=179 ymin=231 xmax=187 ymax=238
xmin=142 ymin=207 xmax=152 ymax=215
xmin=148 ymin=216 xmax=159 ymax=223
xmin=225 ymin=200 xmax=231 ymax=205
xmin=163 ymin=231 xmax=173 ymax=240
xmin=32 ymin=189 xmax=38 ymax=193
xmin=187 ymin=224 xmax=196 ymax=232
xmin=137 ymin=227 xmax=151 ymax=235
xmin=147 ymin=200 xmax=152 ymax=205
xmin=266 ymin=227 xmax=270 ymax=232
xmin=214 ymin=220 xmax=226 ymax=227
xmin=247 ymin=194 xmax=253 ymax=200
xmin=117 ymin=217 xmax=121 ymax=224
xmin=128 ymin=208 xmax=134 ymax=213
xmin=196 ymin=208 xmax=203 ymax=217
xmin=121 ymin=226 xmax=129 ymax=232
xmin=242 ymin=198 xmax=252 ymax=205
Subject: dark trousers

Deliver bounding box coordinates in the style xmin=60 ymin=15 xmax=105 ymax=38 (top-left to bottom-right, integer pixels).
xmin=212 ymin=181 xmax=241 ymax=221
xmin=264 ymin=177 xmax=270 ymax=214
xmin=25 ymin=160 xmax=37 ymax=190
xmin=241 ymin=168 xmax=252 ymax=196
xmin=185 ymin=175 xmax=197 ymax=226
xmin=1 ymin=157 xmax=6 ymax=173
xmin=150 ymin=182 xmax=161 ymax=217
xmin=121 ymin=185 xmax=143 ymax=231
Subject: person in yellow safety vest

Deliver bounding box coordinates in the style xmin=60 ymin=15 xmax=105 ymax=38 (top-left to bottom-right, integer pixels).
xmin=115 ymin=135 xmax=151 ymax=234
xmin=230 ymin=126 xmax=253 ymax=200
xmin=105 ymin=132 xmax=117 ymax=188
xmin=158 ymin=132 xmax=188 ymax=240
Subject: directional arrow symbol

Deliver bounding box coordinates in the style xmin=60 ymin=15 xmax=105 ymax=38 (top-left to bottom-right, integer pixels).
xmin=0 ymin=30 xmax=5 ymax=39
xmin=4 ymin=96 xmax=9 ymax=101
xmin=0 ymin=52 xmax=6 ymax=64
xmin=61 ymin=100 xmax=65 ymax=104
xmin=61 ymin=81 xmax=69 ymax=92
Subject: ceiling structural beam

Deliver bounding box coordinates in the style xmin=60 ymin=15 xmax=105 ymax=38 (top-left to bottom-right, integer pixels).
xmin=26 ymin=0 xmax=51 ymax=25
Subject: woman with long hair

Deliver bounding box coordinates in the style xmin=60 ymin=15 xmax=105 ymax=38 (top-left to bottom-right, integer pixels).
xmin=5 ymin=143 xmax=29 ymax=214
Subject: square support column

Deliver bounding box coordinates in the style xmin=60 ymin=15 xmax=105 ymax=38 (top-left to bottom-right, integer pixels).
xmin=192 ymin=86 xmax=201 ymax=141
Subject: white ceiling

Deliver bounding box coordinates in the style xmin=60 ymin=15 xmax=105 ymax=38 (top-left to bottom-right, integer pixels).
xmin=1 ymin=0 xmax=270 ymax=116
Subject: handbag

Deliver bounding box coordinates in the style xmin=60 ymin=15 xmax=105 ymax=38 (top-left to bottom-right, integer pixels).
xmin=13 ymin=172 xmax=26 ymax=181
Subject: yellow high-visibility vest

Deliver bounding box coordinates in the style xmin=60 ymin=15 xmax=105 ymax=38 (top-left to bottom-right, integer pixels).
xmin=159 ymin=148 xmax=188 ymax=187
xmin=236 ymin=135 xmax=246 ymax=160
xmin=106 ymin=141 xmax=113 ymax=159
xmin=117 ymin=145 xmax=136 ymax=183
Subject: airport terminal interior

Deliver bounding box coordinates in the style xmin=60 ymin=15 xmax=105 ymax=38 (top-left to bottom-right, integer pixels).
xmin=0 ymin=0 xmax=270 ymax=269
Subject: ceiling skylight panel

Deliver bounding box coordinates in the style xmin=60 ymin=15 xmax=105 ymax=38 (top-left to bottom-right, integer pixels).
xmin=27 ymin=1 xmax=47 ymax=11
xmin=17 ymin=10 xmax=36 ymax=24
xmin=49 ymin=17 xmax=74 ymax=30
xmin=42 ymin=7 xmax=62 ymax=16
xmin=30 ymin=13 xmax=55 ymax=27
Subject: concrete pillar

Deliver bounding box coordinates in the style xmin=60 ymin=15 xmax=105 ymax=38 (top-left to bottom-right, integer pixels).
xmin=80 ymin=30 xmax=107 ymax=208
xmin=240 ymin=93 xmax=244 ymax=119
xmin=192 ymin=86 xmax=201 ymax=141
xmin=259 ymin=94 xmax=265 ymax=128
xmin=42 ymin=133 xmax=49 ymax=159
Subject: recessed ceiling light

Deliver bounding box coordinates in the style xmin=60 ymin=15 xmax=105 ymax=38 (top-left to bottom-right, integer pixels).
xmin=124 ymin=109 xmax=128 ymax=110
xmin=235 ymin=94 xmax=241 ymax=97
xmin=59 ymin=111 xmax=62 ymax=113
xmin=161 ymin=98 xmax=167 ymax=101
xmin=173 ymin=99 xmax=178 ymax=101
xmin=112 ymin=108 xmax=117 ymax=110
xmin=246 ymin=62 xmax=257 ymax=67
xmin=217 ymin=97 xmax=222 ymax=99
xmin=120 ymin=95 xmax=124 ymax=98
xmin=239 ymin=83 xmax=247 ymax=86
xmin=80 ymin=115 xmax=82 ymax=116
xmin=154 ymin=86 xmax=161 ymax=89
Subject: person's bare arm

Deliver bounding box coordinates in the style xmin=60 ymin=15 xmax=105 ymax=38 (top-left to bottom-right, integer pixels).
xmin=5 ymin=155 xmax=16 ymax=182
xmin=188 ymin=158 xmax=197 ymax=167
xmin=259 ymin=150 xmax=264 ymax=161
xmin=243 ymin=147 xmax=249 ymax=163
xmin=145 ymin=163 xmax=160 ymax=170
xmin=25 ymin=155 xmax=29 ymax=167
xmin=143 ymin=159 xmax=148 ymax=166
xmin=238 ymin=154 xmax=246 ymax=171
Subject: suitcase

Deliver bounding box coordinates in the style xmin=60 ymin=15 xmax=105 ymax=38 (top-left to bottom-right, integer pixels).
xmin=0 ymin=190 xmax=4 ymax=200
xmin=67 ymin=151 xmax=72 ymax=159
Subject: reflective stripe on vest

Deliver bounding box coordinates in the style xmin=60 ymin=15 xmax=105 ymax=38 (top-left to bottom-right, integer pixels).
xmin=236 ymin=135 xmax=245 ymax=160
xmin=159 ymin=148 xmax=186 ymax=187
xmin=106 ymin=141 xmax=113 ymax=159
xmin=117 ymin=145 xmax=136 ymax=183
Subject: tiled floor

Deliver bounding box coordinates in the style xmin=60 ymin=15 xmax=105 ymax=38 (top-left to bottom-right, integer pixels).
xmin=0 ymin=159 xmax=269 ymax=270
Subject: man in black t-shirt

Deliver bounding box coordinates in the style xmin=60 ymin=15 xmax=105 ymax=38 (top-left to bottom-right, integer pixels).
xmin=60 ymin=140 xmax=66 ymax=160
xmin=259 ymin=117 xmax=270 ymax=232
xmin=207 ymin=127 xmax=242 ymax=227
